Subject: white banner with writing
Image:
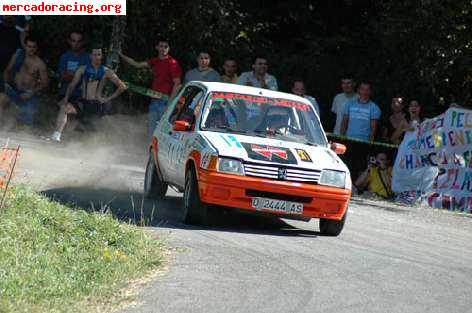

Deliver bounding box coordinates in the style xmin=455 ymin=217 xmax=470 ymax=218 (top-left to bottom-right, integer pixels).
xmin=392 ymin=108 xmax=472 ymax=213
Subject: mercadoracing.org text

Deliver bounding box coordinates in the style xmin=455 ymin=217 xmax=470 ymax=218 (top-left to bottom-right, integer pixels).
xmin=1 ymin=0 xmax=126 ymax=15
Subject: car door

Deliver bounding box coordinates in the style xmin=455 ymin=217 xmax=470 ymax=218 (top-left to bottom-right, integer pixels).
xmin=166 ymin=85 xmax=206 ymax=187
xmin=157 ymin=87 xmax=192 ymax=182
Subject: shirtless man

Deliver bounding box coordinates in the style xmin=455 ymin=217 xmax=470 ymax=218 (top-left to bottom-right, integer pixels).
xmin=51 ymin=46 xmax=127 ymax=142
xmin=0 ymin=35 xmax=49 ymax=125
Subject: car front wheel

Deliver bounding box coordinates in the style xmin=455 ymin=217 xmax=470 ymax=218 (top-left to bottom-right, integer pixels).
xmin=183 ymin=167 xmax=208 ymax=225
xmin=319 ymin=211 xmax=347 ymax=236
xmin=144 ymin=152 xmax=168 ymax=199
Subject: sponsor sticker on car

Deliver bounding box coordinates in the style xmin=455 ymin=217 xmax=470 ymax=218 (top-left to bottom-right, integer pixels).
xmin=241 ymin=142 xmax=298 ymax=165
xmin=295 ymin=148 xmax=312 ymax=162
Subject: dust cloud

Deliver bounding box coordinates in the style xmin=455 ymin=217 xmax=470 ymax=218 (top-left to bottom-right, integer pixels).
xmin=3 ymin=113 xmax=150 ymax=192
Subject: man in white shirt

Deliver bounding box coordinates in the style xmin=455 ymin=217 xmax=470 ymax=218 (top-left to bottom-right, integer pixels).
xmin=331 ymin=77 xmax=357 ymax=134
xmin=291 ymin=80 xmax=320 ymax=117
xmin=237 ymin=55 xmax=278 ymax=91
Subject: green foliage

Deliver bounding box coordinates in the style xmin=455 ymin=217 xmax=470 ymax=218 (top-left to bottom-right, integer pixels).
xmin=32 ymin=0 xmax=472 ymax=121
xmin=0 ymin=187 xmax=164 ymax=313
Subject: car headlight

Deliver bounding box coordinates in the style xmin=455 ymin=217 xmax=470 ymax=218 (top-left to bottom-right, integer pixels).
xmin=217 ymin=157 xmax=245 ymax=175
xmin=319 ymin=169 xmax=346 ymax=188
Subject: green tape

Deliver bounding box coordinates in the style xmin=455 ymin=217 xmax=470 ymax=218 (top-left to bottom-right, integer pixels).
xmin=47 ymin=64 xmax=169 ymax=100
xmin=125 ymin=82 xmax=169 ymax=101
xmin=326 ymin=133 xmax=399 ymax=149
xmin=46 ymin=67 xmax=398 ymax=149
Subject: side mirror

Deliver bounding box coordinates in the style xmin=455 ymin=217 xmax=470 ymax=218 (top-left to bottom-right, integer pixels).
xmin=330 ymin=142 xmax=346 ymax=155
xmin=173 ymin=120 xmax=191 ymax=132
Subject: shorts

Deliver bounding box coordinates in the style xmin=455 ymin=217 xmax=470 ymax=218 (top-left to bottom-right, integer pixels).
xmin=5 ymin=83 xmax=38 ymax=125
xmin=71 ymin=98 xmax=104 ymax=119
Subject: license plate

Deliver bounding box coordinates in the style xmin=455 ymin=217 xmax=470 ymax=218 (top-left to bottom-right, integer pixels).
xmin=251 ymin=197 xmax=303 ymax=215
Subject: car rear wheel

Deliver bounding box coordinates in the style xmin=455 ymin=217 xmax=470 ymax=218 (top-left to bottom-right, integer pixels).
xmin=183 ymin=167 xmax=208 ymax=225
xmin=144 ymin=152 xmax=168 ymax=199
xmin=319 ymin=211 xmax=347 ymax=236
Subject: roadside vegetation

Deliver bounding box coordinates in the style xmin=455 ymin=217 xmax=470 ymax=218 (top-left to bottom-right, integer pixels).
xmin=0 ymin=186 xmax=165 ymax=313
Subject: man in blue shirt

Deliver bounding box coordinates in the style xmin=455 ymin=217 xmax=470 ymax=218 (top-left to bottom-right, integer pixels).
xmin=341 ymin=81 xmax=381 ymax=141
xmin=57 ymin=31 xmax=89 ymax=99
xmin=51 ymin=46 xmax=127 ymax=142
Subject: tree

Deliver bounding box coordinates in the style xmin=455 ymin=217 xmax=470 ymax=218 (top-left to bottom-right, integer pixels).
xmin=32 ymin=0 xmax=472 ymax=115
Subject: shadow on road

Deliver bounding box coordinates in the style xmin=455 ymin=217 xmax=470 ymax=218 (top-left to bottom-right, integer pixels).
xmin=42 ymin=186 xmax=319 ymax=238
xmin=350 ymin=197 xmax=408 ymax=213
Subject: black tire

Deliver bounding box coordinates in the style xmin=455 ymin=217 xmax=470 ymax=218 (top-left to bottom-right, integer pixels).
xmin=319 ymin=211 xmax=347 ymax=236
xmin=144 ymin=152 xmax=168 ymax=199
xmin=183 ymin=167 xmax=208 ymax=225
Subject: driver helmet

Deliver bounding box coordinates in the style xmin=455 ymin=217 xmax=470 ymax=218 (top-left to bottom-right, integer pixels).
xmin=206 ymin=104 xmax=227 ymax=128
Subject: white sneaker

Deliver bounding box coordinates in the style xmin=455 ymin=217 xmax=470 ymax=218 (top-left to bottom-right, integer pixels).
xmin=51 ymin=131 xmax=61 ymax=142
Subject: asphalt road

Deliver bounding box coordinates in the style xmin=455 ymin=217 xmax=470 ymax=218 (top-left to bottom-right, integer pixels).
xmin=122 ymin=198 xmax=472 ymax=313
xmin=2 ymin=130 xmax=472 ymax=313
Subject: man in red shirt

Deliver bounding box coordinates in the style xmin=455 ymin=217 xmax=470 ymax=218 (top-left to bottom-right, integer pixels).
xmin=119 ymin=37 xmax=182 ymax=139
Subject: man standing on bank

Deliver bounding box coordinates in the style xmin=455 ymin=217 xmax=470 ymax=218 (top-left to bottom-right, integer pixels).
xmin=120 ymin=37 xmax=182 ymax=139
xmin=51 ymin=46 xmax=127 ymax=142
xmin=341 ymin=81 xmax=381 ymax=141
xmin=184 ymin=51 xmax=221 ymax=83
xmin=0 ymin=35 xmax=49 ymax=125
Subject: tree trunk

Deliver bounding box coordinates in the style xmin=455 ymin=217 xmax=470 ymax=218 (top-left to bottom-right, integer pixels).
xmin=106 ymin=16 xmax=127 ymax=71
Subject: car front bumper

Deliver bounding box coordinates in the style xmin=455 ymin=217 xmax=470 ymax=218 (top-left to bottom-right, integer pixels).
xmin=198 ymin=169 xmax=351 ymax=221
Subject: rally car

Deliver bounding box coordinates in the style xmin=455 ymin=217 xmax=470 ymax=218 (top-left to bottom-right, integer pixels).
xmin=144 ymin=82 xmax=351 ymax=236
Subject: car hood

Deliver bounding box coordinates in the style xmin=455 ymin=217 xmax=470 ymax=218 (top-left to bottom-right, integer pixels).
xmin=200 ymin=131 xmax=349 ymax=172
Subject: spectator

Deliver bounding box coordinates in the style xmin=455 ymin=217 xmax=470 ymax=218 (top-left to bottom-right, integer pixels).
xmin=391 ymin=100 xmax=422 ymax=142
xmin=0 ymin=35 xmax=49 ymax=125
xmin=57 ymin=31 xmax=89 ymax=100
xmin=382 ymin=97 xmax=407 ymax=144
xmin=0 ymin=16 xmax=22 ymax=92
xmin=184 ymin=51 xmax=221 ymax=83
xmin=291 ymin=80 xmax=320 ymax=116
xmin=341 ymin=81 xmax=381 ymax=141
xmin=0 ymin=15 xmax=31 ymax=32
xmin=0 ymin=15 xmax=30 ymax=49
xmin=331 ymin=77 xmax=357 ymax=135
xmin=51 ymin=46 xmax=127 ymax=142
xmin=221 ymin=58 xmax=238 ymax=83
xmin=355 ymin=152 xmax=393 ymax=199
xmin=237 ymin=55 xmax=278 ymax=91
xmin=119 ymin=37 xmax=182 ymax=139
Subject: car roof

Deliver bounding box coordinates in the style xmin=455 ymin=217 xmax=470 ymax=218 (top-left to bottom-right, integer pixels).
xmin=188 ymin=81 xmax=312 ymax=107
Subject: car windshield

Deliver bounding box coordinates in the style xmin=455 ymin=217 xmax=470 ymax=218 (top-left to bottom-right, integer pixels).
xmin=201 ymin=92 xmax=327 ymax=146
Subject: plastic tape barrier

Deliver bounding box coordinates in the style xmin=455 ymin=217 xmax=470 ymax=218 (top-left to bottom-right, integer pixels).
xmin=326 ymin=133 xmax=399 ymax=149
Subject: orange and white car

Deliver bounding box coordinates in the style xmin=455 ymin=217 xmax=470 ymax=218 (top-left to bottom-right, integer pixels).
xmin=145 ymin=82 xmax=351 ymax=236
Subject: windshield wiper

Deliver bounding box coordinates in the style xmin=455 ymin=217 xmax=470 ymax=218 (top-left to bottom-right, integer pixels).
xmin=206 ymin=126 xmax=248 ymax=135
xmin=251 ymin=129 xmax=274 ymax=138
xmin=253 ymin=128 xmax=288 ymax=137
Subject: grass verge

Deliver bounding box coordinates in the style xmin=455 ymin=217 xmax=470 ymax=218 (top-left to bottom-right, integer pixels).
xmin=0 ymin=186 xmax=165 ymax=313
